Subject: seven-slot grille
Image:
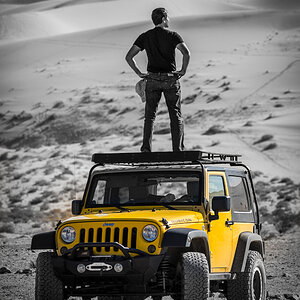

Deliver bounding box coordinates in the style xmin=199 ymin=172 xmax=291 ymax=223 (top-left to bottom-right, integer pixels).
xmin=79 ymin=226 xmax=138 ymax=253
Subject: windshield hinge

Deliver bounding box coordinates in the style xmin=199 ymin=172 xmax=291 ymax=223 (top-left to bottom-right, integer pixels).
xmin=161 ymin=217 xmax=170 ymax=229
xmin=55 ymin=220 xmax=62 ymax=230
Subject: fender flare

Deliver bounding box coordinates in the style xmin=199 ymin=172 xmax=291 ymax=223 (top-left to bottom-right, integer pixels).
xmin=231 ymin=232 xmax=264 ymax=273
xmin=31 ymin=231 xmax=56 ymax=250
xmin=161 ymin=228 xmax=211 ymax=271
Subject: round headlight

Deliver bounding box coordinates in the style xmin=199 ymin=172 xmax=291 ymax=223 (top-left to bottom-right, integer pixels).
xmin=61 ymin=226 xmax=76 ymax=244
xmin=142 ymin=225 xmax=158 ymax=242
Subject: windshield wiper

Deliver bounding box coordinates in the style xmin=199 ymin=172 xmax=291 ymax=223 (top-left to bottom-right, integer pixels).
xmin=160 ymin=203 xmax=177 ymax=210
xmin=132 ymin=202 xmax=177 ymax=210
xmin=113 ymin=205 xmax=130 ymax=212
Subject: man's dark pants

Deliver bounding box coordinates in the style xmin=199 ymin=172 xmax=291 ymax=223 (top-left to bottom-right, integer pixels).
xmin=141 ymin=73 xmax=184 ymax=152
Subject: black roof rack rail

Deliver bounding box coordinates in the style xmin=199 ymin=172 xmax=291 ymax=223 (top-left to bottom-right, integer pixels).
xmin=91 ymin=151 xmax=241 ymax=165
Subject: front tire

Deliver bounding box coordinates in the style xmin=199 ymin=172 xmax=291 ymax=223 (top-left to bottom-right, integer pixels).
xmin=178 ymin=252 xmax=209 ymax=300
xmin=35 ymin=252 xmax=64 ymax=300
xmin=227 ymin=250 xmax=266 ymax=300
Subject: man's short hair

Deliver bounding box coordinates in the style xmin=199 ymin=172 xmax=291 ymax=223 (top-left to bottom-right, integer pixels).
xmin=151 ymin=8 xmax=167 ymax=26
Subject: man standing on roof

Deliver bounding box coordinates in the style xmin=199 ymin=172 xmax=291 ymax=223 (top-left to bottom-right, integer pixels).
xmin=125 ymin=7 xmax=190 ymax=152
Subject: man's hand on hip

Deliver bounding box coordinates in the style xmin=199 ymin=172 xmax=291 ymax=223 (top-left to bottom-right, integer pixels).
xmin=173 ymin=70 xmax=186 ymax=79
xmin=138 ymin=72 xmax=148 ymax=78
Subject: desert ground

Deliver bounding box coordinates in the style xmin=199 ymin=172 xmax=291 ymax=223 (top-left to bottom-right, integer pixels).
xmin=0 ymin=0 xmax=299 ymax=299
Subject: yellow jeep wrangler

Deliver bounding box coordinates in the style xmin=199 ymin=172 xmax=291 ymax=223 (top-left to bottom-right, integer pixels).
xmin=32 ymin=151 xmax=266 ymax=300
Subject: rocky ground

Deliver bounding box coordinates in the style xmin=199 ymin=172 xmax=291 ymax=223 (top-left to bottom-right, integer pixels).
xmin=0 ymin=229 xmax=299 ymax=300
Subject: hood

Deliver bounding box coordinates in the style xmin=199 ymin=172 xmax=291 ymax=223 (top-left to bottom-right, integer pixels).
xmin=62 ymin=209 xmax=204 ymax=226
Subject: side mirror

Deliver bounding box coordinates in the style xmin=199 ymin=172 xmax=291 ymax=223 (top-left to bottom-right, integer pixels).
xmin=209 ymin=196 xmax=231 ymax=221
xmin=72 ymin=200 xmax=83 ymax=215
xmin=212 ymin=196 xmax=231 ymax=212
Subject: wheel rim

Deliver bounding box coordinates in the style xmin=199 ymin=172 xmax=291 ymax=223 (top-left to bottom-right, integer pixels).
xmin=252 ymin=266 xmax=263 ymax=300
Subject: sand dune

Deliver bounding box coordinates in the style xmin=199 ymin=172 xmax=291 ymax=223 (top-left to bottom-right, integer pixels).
xmin=0 ymin=0 xmax=248 ymax=42
xmin=227 ymin=0 xmax=300 ymax=10
xmin=1 ymin=0 xmax=299 ymax=43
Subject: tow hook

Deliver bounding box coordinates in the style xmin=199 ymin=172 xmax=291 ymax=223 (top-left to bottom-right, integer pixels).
xmin=86 ymin=262 xmax=113 ymax=272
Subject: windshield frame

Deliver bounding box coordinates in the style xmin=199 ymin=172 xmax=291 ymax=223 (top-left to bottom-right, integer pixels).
xmin=84 ymin=170 xmax=203 ymax=208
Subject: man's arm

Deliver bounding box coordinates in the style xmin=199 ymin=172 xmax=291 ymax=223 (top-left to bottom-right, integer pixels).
xmin=174 ymin=42 xmax=190 ymax=78
xmin=125 ymin=45 xmax=148 ymax=78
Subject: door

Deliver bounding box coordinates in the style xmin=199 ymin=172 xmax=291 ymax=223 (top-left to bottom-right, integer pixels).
xmin=226 ymin=172 xmax=255 ymax=258
xmin=207 ymin=172 xmax=234 ymax=272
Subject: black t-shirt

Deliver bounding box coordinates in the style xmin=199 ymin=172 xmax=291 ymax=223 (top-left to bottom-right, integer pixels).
xmin=134 ymin=27 xmax=183 ymax=73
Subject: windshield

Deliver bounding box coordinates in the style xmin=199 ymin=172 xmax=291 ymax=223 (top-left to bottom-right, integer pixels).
xmin=86 ymin=171 xmax=201 ymax=208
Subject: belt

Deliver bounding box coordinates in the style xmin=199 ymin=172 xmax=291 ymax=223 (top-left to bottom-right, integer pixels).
xmin=148 ymin=72 xmax=175 ymax=77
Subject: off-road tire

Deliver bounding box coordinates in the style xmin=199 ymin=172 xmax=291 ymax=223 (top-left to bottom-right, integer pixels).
xmin=179 ymin=252 xmax=209 ymax=300
xmin=35 ymin=252 xmax=64 ymax=300
xmin=227 ymin=250 xmax=266 ymax=300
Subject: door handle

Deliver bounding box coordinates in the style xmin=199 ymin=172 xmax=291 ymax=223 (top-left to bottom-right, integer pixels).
xmin=225 ymin=219 xmax=234 ymax=226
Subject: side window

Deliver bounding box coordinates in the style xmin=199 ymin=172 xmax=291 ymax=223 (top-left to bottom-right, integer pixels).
xmin=228 ymin=176 xmax=250 ymax=212
xmin=209 ymin=175 xmax=225 ymax=201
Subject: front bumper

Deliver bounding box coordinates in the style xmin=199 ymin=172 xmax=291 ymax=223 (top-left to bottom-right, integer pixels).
xmin=53 ymin=242 xmax=164 ymax=285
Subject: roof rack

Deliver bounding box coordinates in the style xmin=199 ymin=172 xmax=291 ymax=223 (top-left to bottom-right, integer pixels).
xmin=91 ymin=151 xmax=241 ymax=165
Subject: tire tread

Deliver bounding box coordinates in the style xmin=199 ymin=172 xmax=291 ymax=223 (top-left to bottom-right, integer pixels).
xmin=182 ymin=252 xmax=209 ymax=300
xmin=35 ymin=252 xmax=64 ymax=300
xmin=227 ymin=250 xmax=266 ymax=300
